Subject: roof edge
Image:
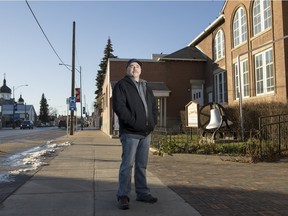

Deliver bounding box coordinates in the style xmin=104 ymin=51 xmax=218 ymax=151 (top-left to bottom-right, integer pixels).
xmin=188 ymin=14 xmax=225 ymax=47
xmin=158 ymin=57 xmax=206 ymax=62
xmin=221 ymin=0 xmax=228 ymax=14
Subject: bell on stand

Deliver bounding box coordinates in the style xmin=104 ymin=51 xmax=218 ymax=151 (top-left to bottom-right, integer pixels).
xmin=206 ymin=108 xmax=222 ymax=130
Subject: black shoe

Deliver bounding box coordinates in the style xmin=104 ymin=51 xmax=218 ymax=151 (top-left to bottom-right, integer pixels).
xmin=136 ymin=194 xmax=158 ymax=203
xmin=118 ymin=196 xmax=129 ymax=210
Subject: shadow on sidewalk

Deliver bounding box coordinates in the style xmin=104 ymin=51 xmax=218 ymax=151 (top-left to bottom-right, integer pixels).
xmin=148 ymin=153 xmax=288 ymax=216
xmin=169 ymin=185 xmax=288 ymax=216
xmin=0 ymin=172 xmax=197 ymax=216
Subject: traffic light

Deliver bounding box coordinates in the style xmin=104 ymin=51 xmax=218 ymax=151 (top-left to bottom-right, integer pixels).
xmin=83 ymin=107 xmax=86 ymax=114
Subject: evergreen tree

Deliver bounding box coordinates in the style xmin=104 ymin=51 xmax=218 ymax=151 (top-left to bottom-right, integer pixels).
xmin=95 ymin=37 xmax=117 ymax=114
xmin=39 ymin=93 xmax=49 ymax=123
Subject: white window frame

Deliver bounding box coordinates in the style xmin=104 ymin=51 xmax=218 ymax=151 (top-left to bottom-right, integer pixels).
xmin=214 ymin=71 xmax=227 ymax=104
xmin=254 ymin=48 xmax=274 ymax=95
xmin=253 ymin=0 xmax=271 ymax=36
xmin=234 ymin=59 xmax=249 ymax=99
xmin=214 ymin=30 xmax=225 ymax=61
xmin=233 ymin=7 xmax=247 ymax=47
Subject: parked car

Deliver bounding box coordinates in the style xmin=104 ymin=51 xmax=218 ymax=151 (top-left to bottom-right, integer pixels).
xmin=58 ymin=120 xmax=67 ymax=128
xmin=84 ymin=121 xmax=90 ymax=127
xmin=20 ymin=120 xmax=34 ymax=129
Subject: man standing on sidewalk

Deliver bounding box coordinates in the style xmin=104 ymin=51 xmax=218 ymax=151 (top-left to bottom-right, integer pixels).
xmin=112 ymin=58 xmax=158 ymax=210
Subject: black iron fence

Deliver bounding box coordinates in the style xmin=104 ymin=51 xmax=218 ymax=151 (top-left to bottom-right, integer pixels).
xmin=151 ymin=127 xmax=199 ymax=154
xmin=151 ymin=119 xmax=288 ymax=160
xmin=259 ymin=114 xmax=288 ymax=157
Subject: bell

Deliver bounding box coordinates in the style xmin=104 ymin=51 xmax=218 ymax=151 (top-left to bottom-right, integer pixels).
xmin=206 ymin=108 xmax=221 ymax=129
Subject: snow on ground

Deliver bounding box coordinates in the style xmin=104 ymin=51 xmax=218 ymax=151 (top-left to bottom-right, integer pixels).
xmin=0 ymin=141 xmax=71 ymax=183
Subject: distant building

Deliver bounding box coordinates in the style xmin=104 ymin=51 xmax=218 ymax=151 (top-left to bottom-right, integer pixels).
xmin=1 ymin=103 xmax=37 ymax=127
xmin=0 ymin=77 xmax=37 ymax=128
xmin=0 ymin=77 xmax=12 ymax=101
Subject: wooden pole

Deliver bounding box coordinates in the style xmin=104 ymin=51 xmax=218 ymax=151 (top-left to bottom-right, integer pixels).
xmin=70 ymin=21 xmax=76 ymax=135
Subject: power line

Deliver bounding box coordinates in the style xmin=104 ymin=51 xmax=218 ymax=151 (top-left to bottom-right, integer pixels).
xmin=25 ymin=0 xmax=70 ymax=71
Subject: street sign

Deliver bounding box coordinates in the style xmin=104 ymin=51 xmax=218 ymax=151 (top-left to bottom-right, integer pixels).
xmin=69 ymin=97 xmax=77 ymax=111
xmin=14 ymin=102 xmax=17 ymax=111
xmin=75 ymin=88 xmax=81 ymax=102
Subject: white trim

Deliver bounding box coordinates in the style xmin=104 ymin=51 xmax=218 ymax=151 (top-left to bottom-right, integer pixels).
xmin=234 ymin=59 xmax=250 ymax=100
xmin=214 ymin=71 xmax=227 ymax=104
xmin=153 ymin=90 xmax=170 ymax=97
xmin=214 ymin=30 xmax=225 ymax=61
xmin=233 ymin=7 xmax=247 ymax=47
xmin=254 ymin=48 xmax=274 ymax=96
xmin=188 ymin=14 xmax=225 ymax=47
xmin=253 ymin=0 xmax=272 ymax=36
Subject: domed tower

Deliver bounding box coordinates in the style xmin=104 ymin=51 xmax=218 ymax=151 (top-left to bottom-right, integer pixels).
xmin=0 ymin=75 xmax=12 ymax=100
xmin=18 ymin=94 xmax=25 ymax=104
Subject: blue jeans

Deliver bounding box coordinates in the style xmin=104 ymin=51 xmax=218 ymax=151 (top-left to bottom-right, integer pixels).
xmin=117 ymin=133 xmax=151 ymax=198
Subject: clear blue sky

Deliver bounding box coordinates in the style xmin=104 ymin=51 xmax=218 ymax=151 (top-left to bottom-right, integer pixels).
xmin=0 ymin=0 xmax=224 ymax=116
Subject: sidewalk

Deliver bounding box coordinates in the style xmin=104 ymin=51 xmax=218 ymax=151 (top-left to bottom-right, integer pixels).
xmin=148 ymin=146 xmax=288 ymax=216
xmin=0 ymin=130 xmax=201 ymax=216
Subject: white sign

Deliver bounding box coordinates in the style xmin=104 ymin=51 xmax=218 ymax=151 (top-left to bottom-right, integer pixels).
xmin=185 ymin=101 xmax=199 ymax=128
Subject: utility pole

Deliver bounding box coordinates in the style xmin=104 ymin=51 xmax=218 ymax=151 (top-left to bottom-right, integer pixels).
xmin=70 ymin=21 xmax=76 ymax=135
xmin=80 ymin=66 xmax=83 ymax=130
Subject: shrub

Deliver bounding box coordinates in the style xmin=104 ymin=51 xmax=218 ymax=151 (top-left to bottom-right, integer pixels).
xmin=152 ymin=102 xmax=288 ymax=161
xmin=225 ymin=102 xmax=288 ymax=138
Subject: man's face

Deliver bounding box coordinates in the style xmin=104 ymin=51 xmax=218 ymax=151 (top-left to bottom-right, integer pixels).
xmin=126 ymin=62 xmax=141 ymax=81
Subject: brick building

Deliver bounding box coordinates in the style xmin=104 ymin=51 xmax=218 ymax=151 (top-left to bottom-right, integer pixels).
xmin=191 ymin=0 xmax=288 ymax=106
xmin=100 ymin=0 xmax=288 ymax=137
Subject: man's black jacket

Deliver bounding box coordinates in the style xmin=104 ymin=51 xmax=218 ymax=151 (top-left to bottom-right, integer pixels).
xmin=112 ymin=76 xmax=157 ymax=136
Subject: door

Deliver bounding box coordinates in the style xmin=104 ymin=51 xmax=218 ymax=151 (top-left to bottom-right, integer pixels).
xmin=191 ymin=84 xmax=204 ymax=106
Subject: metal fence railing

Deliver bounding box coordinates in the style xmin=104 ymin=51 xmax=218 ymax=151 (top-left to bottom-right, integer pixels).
xmin=151 ymin=127 xmax=199 ymax=153
xmin=259 ymin=114 xmax=288 ymax=157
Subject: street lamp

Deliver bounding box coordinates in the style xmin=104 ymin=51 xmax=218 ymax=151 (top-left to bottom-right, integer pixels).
xmin=12 ymin=84 xmax=28 ymax=129
xmin=59 ymin=63 xmax=83 ymax=130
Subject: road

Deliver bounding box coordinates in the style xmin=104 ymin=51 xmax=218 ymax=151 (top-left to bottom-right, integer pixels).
xmin=0 ymin=126 xmax=73 ymax=204
xmin=0 ymin=127 xmax=68 ymax=155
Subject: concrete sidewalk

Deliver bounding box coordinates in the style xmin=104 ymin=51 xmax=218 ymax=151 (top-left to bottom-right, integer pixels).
xmin=0 ymin=130 xmax=201 ymax=216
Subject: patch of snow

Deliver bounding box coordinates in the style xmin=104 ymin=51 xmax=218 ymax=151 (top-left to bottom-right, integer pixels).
xmin=0 ymin=141 xmax=71 ymax=183
xmin=0 ymin=172 xmax=14 ymax=183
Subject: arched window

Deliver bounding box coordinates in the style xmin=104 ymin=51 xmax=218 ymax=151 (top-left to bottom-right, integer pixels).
xmin=253 ymin=0 xmax=271 ymax=36
xmin=214 ymin=30 xmax=225 ymax=61
xmin=233 ymin=7 xmax=247 ymax=47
